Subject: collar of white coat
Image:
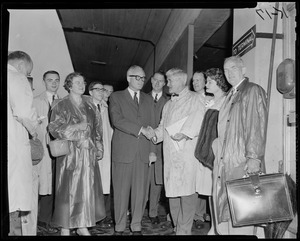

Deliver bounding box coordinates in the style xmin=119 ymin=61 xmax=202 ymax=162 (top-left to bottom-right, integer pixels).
xmin=171 ymin=86 xmax=189 ymax=101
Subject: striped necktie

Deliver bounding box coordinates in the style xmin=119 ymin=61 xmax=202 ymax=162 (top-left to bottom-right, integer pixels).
xmin=134 ymin=92 xmax=139 ymax=106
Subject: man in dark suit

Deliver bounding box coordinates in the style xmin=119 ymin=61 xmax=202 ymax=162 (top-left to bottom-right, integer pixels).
xmin=146 ymin=72 xmax=169 ymax=226
xmin=109 ymin=65 xmax=156 ymax=235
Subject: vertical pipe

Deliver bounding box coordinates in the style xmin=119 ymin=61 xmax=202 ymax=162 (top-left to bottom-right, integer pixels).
xmin=264 ymin=2 xmax=279 ymax=173
xmin=266 ymin=2 xmax=279 ymax=113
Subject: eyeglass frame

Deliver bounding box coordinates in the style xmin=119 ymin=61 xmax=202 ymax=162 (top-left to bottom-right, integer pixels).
xmin=128 ymin=75 xmax=146 ymax=82
xmin=91 ymin=87 xmax=105 ymax=92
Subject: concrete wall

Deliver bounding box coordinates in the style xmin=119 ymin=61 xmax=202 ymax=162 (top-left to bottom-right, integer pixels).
xmin=8 ymin=9 xmax=74 ymax=98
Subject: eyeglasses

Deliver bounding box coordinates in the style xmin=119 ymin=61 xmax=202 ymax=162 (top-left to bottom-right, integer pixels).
xmin=73 ymin=81 xmax=87 ymax=86
xmin=129 ymin=75 xmax=146 ymax=82
xmin=91 ymin=87 xmax=105 ymax=92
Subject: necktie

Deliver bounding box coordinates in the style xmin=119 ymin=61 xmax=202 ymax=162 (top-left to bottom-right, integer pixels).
xmin=97 ymin=104 xmax=101 ymax=112
xmin=154 ymin=93 xmax=158 ymax=103
xmin=134 ymin=92 xmax=139 ymax=106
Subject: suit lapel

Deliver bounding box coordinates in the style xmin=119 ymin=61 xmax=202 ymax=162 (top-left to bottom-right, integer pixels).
xmin=124 ymin=89 xmax=138 ymax=110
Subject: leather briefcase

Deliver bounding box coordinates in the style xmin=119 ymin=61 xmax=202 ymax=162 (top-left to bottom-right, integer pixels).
xmin=225 ymin=173 xmax=293 ymax=227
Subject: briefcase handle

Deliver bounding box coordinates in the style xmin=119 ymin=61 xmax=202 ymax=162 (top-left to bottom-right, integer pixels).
xmin=244 ymin=172 xmax=264 ymax=194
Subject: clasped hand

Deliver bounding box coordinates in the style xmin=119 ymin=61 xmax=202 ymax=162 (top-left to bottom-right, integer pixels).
xmin=141 ymin=126 xmax=155 ymax=140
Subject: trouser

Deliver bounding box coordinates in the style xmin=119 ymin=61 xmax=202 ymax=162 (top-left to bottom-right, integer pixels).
xmin=169 ymin=193 xmax=198 ymax=235
xmin=112 ymin=157 xmax=149 ymax=232
xmin=148 ymin=164 xmax=162 ymax=218
xmin=38 ymin=159 xmax=56 ymax=224
xmin=104 ymin=193 xmax=112 ymax=218
xmin=21 ymin=165 xmax=39 ymax=235
xmin=9 ymin=211 xmax=22 ymax=236
xmin=194 ymin=195 xmax=207 ymax=221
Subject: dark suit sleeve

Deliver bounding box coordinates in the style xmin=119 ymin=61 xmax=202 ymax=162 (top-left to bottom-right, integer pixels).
xmin=149 ymin=98 xmax=156 ymax=153
xmin=109 ymin=93 xmax=142 ymax=138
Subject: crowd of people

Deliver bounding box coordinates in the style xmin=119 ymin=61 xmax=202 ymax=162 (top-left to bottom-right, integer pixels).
xmin=7 ymin=50 xmax=267 ymax=236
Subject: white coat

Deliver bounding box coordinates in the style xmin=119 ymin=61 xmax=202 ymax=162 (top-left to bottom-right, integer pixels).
xmin=7 ymin=64 xmax=38 ymax=212
xmin=98 ymin=101 xmax=113 ymax=194
xmin=33 ymin=91 xmax=56 ymax=195
xmin=154 ymin=87 xmax=206 ymax=197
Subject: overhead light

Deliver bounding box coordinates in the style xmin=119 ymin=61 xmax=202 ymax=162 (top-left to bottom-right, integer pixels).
xmin=90 ymin=61 xmax=107 ymax=65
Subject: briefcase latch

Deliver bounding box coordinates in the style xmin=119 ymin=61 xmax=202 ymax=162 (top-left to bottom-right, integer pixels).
xmin=249 ymin=174 xmax=261 ymax=194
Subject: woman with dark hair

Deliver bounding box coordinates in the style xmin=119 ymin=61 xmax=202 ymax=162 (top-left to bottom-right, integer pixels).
xmin=48 ymin=72 xmax=106 ymax=235
xmin=194 ymin=68 xmax=230 ymax=235
xmin=204 ymin=68 xmax=231 ymax=109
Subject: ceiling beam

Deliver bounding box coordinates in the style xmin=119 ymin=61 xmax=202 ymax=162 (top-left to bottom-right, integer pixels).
xmin=143 ymin=9 xmax=202 ymax=79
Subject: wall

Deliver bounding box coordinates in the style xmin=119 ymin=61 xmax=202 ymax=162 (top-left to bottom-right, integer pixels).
xmin=233 ymin=3 xmax=286 ymax=174
xmin=8 ymin=9 xmax=74 ymax=98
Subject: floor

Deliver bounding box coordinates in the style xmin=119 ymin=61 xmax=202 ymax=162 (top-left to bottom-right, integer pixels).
xmin=37 ymin=198 xmax=211 ymax=236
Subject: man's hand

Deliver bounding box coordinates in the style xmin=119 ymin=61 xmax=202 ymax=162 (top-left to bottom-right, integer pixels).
xmin=149 ymin=152 xmax=157 ymax=166
xmin=244 ymin=158 xmax=261 ymax=174
xmin=171 ymin=133 xmax=189 ymax=141
xmin=141 ymin=126 xmax=155 ymax=140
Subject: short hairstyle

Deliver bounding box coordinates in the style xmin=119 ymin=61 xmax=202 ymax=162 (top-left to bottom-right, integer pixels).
xmin=88 ymin=81 xmax=103 ymax=91
xmin=205 ymin=68 xmax=230 ymax=93
xmin=126 ymin=65 xmax=144 ymax=76
xmin=8 ymin=51 xmax=32 ymax=65
xmin=63 ymin=72 xmax=85 ymax=93
xmin=166 ymin=68 xmax=187 ymax=84
xmin=224 ymin=56 xmax=245 ymax=68
xmin=43 ymin=70 xmax=60 ymax=80
xmin=153 ymin=71 xmax=166 ymax=82
xmin=193 ymin=71 xmax=207 ymax=82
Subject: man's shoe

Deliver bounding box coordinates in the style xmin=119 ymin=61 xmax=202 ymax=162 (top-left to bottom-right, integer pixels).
xmin=114 ymin=231 xmax=124 ymax=236
xmin=132 ymin=231 xmax=142 ymax=235
xmin=194 ymin=219 xmax=205 ymax=229
xmin=37 ymin=221 xmax=59 ymax=234
xmin=97 ymin=217 xmax=113 ymax=228
xmin=149 ymin=216 xmax=160 ymax=225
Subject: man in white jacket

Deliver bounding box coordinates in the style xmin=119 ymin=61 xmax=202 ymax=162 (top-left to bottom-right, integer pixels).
xmin=7 ymin=51 xmax=38 ymax=235
xmin=33 ymin=70 xmax=61 ymax=235
xmin=149 ymin=68 xmax=206 ymax=235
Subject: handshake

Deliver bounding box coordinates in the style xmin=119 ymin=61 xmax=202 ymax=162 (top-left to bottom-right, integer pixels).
xmin=141 ymin=126 xmax=156 ymax=140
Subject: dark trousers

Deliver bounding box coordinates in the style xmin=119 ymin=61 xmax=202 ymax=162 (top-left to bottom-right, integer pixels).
xmin=148 ymin=164 xmax=162 ymax=218
xmin=38 ymin=158 xmax=56 ymax=224
xmin=112 ymin=158 xmax=149 ymax=232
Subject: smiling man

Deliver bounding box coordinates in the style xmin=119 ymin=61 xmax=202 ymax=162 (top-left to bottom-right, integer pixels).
xmin=33 ymin=70 xmax=60 ymax=235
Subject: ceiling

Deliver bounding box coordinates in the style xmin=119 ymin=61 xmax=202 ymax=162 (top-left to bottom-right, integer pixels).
xmin=56 ymin=9 xmax=232 ymax=92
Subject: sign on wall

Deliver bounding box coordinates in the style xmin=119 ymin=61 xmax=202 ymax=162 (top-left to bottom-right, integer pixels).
xmin=232 ymin=25 xmax=256 ymax=57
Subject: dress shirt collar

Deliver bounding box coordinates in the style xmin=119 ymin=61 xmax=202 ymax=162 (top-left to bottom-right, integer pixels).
xmin=232 ymin=77 xmax=246 ymax=94
xmin=127 ymin=87 xmax=140 ymax=101
xmin=46 ymin=91 xmax=58 ymax=104
xmin=170 ymin=86 xmax=188 ymax=101
xmin=152 ymin=91 xmax=162 ymax=100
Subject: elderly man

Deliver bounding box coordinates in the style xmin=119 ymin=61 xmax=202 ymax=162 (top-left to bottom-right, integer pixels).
xmin=33 ymin=70 xmax=60 ymax=235
xmin=212 ymin=56 xmax=267 ymax=237
xmin=109 ymin=65 xmax=156 ymax=235
xmin=150 ymin=68 xmax=206 ymax=235
xmin=8 ymin=51 xmax=38 ymax=235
